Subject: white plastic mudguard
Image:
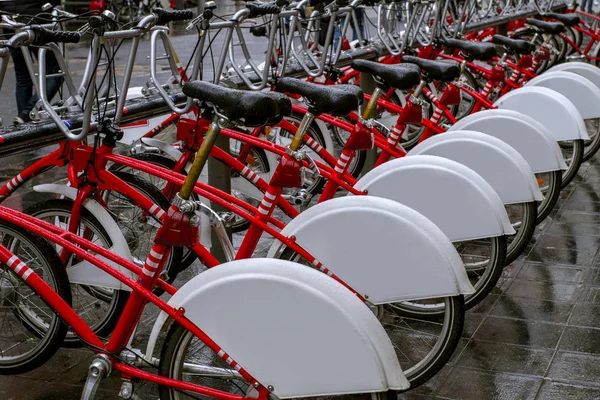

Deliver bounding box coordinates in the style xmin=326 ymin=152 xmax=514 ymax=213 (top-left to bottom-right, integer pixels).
xmin=140 ymin=137 xmax=184 ymax=162
xmin=353 ymin=155 xmax=515 ymax=242
xmin=33 ymin=184 xmax=135 ymax=290
xmin=145 ymin=258 xmax=410 ymax=397
xmin=408 ymin=130 xmax=543 ymax=204
xmin=525 ymin=71 xmax=600 ymax=119
xmin=547 ymin=62 xmax=600 ymax=92
xmin=449 ymin=109 xmax=567 ymax=173
xmin=266 ymin=196 xmax=474 ymax=303
xmin=494 ymin=86 xmax=589 ymax=140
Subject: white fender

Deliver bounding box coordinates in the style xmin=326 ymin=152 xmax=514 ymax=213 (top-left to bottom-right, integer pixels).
xmin=408 ymin=130 xmax=543 ymax=204
xmin=547 ymin=62 xmax=600 ymax=91
xmin=449 ymin=109 xmax=567 ymax=172
xmin=266 ymin=196 xmax=475 ymax=303
xmin=494 ymin=86 xmax=589 ymax=140
xmin=33 ymin=184 xmax=135 ymax=290
xmin=145 ymin=258 xmax=410 ymax=397
xmin=120 ymin=114 xmax=171 ymax=145
xmin=140 ymin=137 xmax=184 ymax=162
xmin=353 ymin=155 xmax=515 ymax=242
xmin=525 ymin=71 xmax=600 ymax=119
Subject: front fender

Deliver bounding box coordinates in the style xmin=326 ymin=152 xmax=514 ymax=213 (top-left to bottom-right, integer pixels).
xmin=267 ymin=196 xmax=475 ymax=303
xmin=494 ymin=86 xmax=589 ymax=140
xmin=145 ymin=258 xmax=410 ymax=397
xmin=525 ymin=71 xmax=600 ymax=119
xmin=547 ymin=62 xmax=600 ymax=92
xmin=408 ymin=130 xmax=543 ymax=204
xmin=33 ymin=184 xmax=134 ymax=291
xmin=353 ymin=155 xmax=515 ymax=242
xmin=449 ymin=109 xmax=567 ymax=172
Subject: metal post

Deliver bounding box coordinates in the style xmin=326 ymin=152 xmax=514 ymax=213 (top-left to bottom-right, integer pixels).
xmin=208 ymin=134 xmax=232 ymax=262
xmin=359 ymin=71 xmax=378 ymax=176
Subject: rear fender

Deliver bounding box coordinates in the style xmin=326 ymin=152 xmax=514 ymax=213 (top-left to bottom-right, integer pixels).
xmin=353 ymin=155 xmax=515 ymax=242
xmin=33 ymin=184 xmax=134 ymax=290
xmin=145 ymin=259 xmax=410 ymax=397
xmin=408 ymin=130 xmax=543 ymax=204
xmin=449 ymin=109 xmax=567 ymax=172
xmin=525 ymin=71 xmax=600 ymax=119
xmin=547 ymin=62 xmax=600 ymax=92
xmin=494 ymin=86 xmax=589 ymax=140
xmin=266 ymin=196 xmax=475 ymax=304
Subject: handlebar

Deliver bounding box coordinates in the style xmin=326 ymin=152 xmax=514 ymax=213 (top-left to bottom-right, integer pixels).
xmin=246 ymin=2 xmax=282 ymax=18
xmin=154 ymin=8 xmax=194 ymax=24
xmin=29 ymin=27 xmax=81 ymax=46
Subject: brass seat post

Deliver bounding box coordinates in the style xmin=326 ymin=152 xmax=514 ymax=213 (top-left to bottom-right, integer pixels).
xmin=289 ymin=112 xmax=315 ymax=152
xmin=178 ymin=118 xmax=222 ymax=201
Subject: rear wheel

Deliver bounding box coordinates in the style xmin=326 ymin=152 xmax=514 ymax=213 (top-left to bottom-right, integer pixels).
xmin=0 ymin=220 xmax=70 ymax=373
xmin=276 ymin=247 xmax=464 ymax=389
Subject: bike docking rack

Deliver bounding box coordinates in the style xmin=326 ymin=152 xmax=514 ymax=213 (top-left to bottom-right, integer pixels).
xmin=0 ymin=0 xmax=568 ymax=153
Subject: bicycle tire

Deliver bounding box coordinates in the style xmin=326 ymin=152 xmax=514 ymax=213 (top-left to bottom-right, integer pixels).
xmin=583 ymin=118 xmax=600 ymax=162
xmin=505 ymin=201 xmax=537 ymax=265
xmin=536 ymin=170 xmax=563 ymax=224
xmin=0 ymin=219 xmax=70 ymax=374
xmin=559 ymin=139 xmax=584 ymax=188
xmin=104 ymin=171 xmax=183 ymax=287
xmin=24 ymin=199 xmax=130 ymax=347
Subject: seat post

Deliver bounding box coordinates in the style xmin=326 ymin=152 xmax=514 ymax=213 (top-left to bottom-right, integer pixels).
xmin=179 ymin=115 xmax=223 ymax=200
xmin=290 ymin=112 xmax=315 ymax=151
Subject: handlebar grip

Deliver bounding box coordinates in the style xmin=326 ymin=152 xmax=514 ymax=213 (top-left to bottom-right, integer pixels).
xmin=154 ymin=8 xmax=194 ymax=24
xmin=246 ymin=2 xmax=281 ymax=18
xmin=30 ymin=27 xmax=81 ymax=46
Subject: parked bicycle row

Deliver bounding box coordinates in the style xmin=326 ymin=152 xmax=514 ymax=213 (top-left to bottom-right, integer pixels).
xmin=0 ymin=0 xmax=599 ymax=398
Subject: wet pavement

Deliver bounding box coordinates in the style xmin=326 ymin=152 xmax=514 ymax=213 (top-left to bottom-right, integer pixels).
xmin=2 ymin=2 xmax=600 ymax=400
xmin=4 ymin=135 xmax=600 ymax=400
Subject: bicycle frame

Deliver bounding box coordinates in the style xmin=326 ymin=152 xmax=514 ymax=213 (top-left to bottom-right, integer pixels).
xmin=0 ymin=203 xmax=270 ymax=399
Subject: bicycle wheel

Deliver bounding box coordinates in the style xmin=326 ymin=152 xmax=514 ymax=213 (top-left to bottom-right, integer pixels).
xmin=536 ymin=170 xmax=562 ymax=224
xmin=0 ymin=219 xmax=70 ymax=374
xmin=447 ymin=68 xmax=480 ymax=121
xmin=504 ymin=201 xmax=537 ymax=265
xmin=558 ymin=139 xmax=584 ymax=188
xmin=24 ymin=199 xmax=129 ymax=347
xmin=583 ymin=118 xmax=600 ymax=162
xmin=512 ymin=30 xmax=559 ymax=74
xmin=159 ymin=321 xmax=400 ymax=400
xmin=102 ymin=171 xmax=183 ymax=286
xmin=276 ymin=247 xmax=464 ymax=389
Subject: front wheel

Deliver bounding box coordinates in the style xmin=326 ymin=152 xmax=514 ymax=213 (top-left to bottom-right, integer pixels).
xmin=505 ymin=201 xmax=538 ymax=265
xmin=536 ymin=170 xmax=563 ymax=224
xmin=159 ymin=321 xmax=402 ymax=399
xmin=558 ymin=139 xmax=584 ymax=188
xmin=583 ymin=118 xmax=600 ymax=162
